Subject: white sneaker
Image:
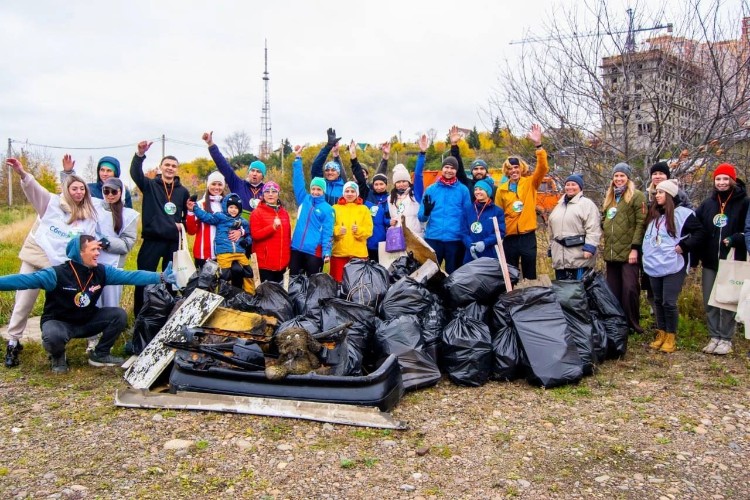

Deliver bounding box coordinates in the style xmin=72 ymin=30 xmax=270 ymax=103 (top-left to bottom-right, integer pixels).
xmin=713 ymin=340 xmax=733 ymax=355
xmin=702 ymin=338 xmax=720 ymax=354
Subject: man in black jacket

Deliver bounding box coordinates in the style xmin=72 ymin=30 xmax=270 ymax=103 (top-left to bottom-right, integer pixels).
xmin=130 ymin=140 xmax=191 ymax=317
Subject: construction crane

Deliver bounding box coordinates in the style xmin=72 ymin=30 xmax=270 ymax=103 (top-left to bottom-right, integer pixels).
xmin=510 ymin=8 xmax=672 ymax=52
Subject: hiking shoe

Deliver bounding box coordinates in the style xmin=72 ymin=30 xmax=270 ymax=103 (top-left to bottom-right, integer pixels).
xmin=88 ymin=352 xmax=125 ymax=367
xmin=86 ymin=337 xmax=98 ymax=354
xmin=712 ymin=340 xmax=733 ymax=356
xmin=702 ymin=338 xmax=720 ymax=354
xmin=4 ymin=342 xmax=23 ymax=368
xmin=50 ymin=354 xmax=69 ymax=374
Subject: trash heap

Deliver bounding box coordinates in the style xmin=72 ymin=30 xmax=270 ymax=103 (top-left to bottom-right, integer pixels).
xmin=134 ymin=256 xmax=629 ymax=393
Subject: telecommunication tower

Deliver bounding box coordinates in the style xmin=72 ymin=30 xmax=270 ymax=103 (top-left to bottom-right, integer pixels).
xmin=259 ymin=40 xmax=273 ymax=160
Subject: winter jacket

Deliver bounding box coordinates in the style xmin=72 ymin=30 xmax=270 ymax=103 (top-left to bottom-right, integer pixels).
xmin=250 ymin=201 xmax=291 ymax=271
xmin=549 ymin=192 xmax=602 ymax=270
xmin=419 ymin=178 xmax=472 ymax=242
xmin=209 ymin=144 xmax=264 ymax=213
xmin=389 ymin=152 xmax=425 ymax=237
xmin=365 ymin=192 xmax=391 ymax=250
xmin=695 ymin=182 xmax=749 ymax=271
xmin=461 ymin=200 xmax=506 ymax=263
xmin=495 ymin=148 xmax=549 ymax=236
xmin=192 ymin=194 xmax=250 ymax=255
xmin=352 ymin=157 xmax=387 ymax=201
xmin=601 ymin=188 xmax=647 ymax=262
xmin=0 ymin=237 xmax=160 ymax=326
xmin=93 ymin=198 xmax=139 ymax=268
xmin=292 ymin=157 xmax=334 ymax=258
xmin=130 ymin=154 xmax=190 ymax=242
xmin=643 ymin=206 xmax=705 ymax=277
xmin=310 ymin=144 xmax=346 ymax=206
xmin=332 ymin=198 xmax=373 ymax=258
xmin=186 ymin=195 xmax=223 ymax=260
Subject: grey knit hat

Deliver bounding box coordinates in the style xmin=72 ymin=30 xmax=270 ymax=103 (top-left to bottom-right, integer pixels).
xmin=613 ymin=162 xmax=632 ymax=178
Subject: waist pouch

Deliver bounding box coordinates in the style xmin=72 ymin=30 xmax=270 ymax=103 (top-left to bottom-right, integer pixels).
xmin=556 ymin=235 xmax=585 ymax=247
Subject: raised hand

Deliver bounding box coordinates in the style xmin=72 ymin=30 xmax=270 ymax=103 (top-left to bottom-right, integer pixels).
xmin=202 ymin=131 xmax=214 ymax=146
xmin=528 ymin=124 xmax=543 ymax=146
xmin=381 ymin=141 xmax=391 ymax=159
xmin=326 ymin=127 xmax=341 ymax=147
xmin=418 ymin=133 xmax=429 ymax=152
xmin=6 ymin=158 xmax=26 ymax=178
xmin=62 ymin=154 xmax=75 ymax=172
xmin=449 ymin=125 xmax=461 ymax=146
xmin=349 ymin=140 xmax=357 ymax=160
xmin=137 ymin=140 xmax=153 ymax=156
xmin=293 ymin=145 xmax=304 ymax=157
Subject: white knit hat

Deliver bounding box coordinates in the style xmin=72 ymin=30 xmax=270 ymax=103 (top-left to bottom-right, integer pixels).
xmin=206 ymin=171 xmax=226 ymax=187
xmin=656 ymin=178 xmax=679 ymax=198
xmin=392 ymin=164 xmax=410 ymax=184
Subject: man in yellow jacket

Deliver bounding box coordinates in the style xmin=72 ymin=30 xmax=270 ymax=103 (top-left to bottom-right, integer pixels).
xmin=494 ymin=124 xmax=548 ymax=280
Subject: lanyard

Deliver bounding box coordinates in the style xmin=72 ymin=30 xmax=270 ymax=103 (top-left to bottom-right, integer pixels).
xmin=162 ymin=179 xmax=175 ymax=203
xmin=250 ymin=185 xmax=262 ymax=199
xmin=474 ymin=201 xmax=490 ymax=222
xmin=69 ymin=262 xmax=94 ymax=293
xmin=717 ymin=190 xmax=733 ymax=215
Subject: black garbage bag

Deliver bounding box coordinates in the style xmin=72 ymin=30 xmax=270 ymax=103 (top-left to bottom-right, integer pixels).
xmin=225 ymin=281 xmax=294 ymax=322
xmin=277 ymin=315 xmax=321 ymax=335
xmin=490 ymin=296 xmax=528 ymax=381
xmin=341 ymin=259 xmax=390 ymax=308
xmin=590 ymin=316 xmax=608 ymax=363
xmin=287 ymin=274 xmax=309 ymax=317
xmin=320 ymin=298 xmax=380 ymax=374
xmin=504 ymin=287 xmax=583 ymax=388
xmin=420 ymin=294 xmax=445 ymax=364
xmin=583 ymin=271 xmax=628 ymax=359
xmin=305 ymin=273 xmax=339 ymax=324
xmin=454 ymin=302 xmax=490 ymax=324
xmin=443 ymin=258 xmax=519 ymax=307
xmin=379 ymin=277 xmax=433 ymax=320
xmin=182 ymin=260 xmax=220 ymax=298
xmin=388 ymin=255 xmax=420 ymax=283
xmin=375 ymin=314 xmax=441 ymax=390
xmin=550 ymin=280 xmax=598 ymax=375
xmin=441 ymin=311 xmax=493 ymax=387
xmin=132 ymin=284 xmax=177 ymax=355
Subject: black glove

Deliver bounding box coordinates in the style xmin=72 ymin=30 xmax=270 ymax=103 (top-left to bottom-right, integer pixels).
xmin=231 ymin=220 xmax=242 ymax=230
xmin=99 ymin=237 xmax=110 ymax=250
xmin=189 ymin=194 xmax=198 ymax=203
xmin=422 ymin=195 xmax=435 ymax=218
xmin=326 ymin=127 xmax=341 ymax=147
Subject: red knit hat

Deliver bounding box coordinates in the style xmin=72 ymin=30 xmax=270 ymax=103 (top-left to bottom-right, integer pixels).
xmin=713 ymin=163 xmax=736 ymax=180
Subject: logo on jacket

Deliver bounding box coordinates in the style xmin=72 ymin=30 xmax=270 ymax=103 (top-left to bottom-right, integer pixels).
xmin=512 ymin=201 xmax=524 ymax=213
xmin=370 ymin=206 xmax=379 ymax=217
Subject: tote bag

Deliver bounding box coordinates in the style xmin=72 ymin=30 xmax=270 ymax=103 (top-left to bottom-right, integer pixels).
xmin=385 ymin=226 xmax=406 ymax=252
xmin=172 ymin=225 xmax=197 ymax=289
xmin=708 ymin=248 xmax=750 ymax=312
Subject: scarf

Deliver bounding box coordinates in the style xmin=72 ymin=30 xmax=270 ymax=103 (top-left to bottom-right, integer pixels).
xmin=437 ymin=175 xmax=458 ymax=186
xmin=613 ymin=185 xmax=626 ymax=198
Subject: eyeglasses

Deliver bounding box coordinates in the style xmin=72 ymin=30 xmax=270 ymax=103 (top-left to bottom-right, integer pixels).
xmin=103 ymin=188 xmax=121 ymax=195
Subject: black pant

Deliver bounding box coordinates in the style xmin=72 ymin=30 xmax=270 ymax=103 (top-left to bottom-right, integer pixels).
xmin=649 ymin=270 xmax=686 ymax=333
xmin=425 ymin=239 xmax=464 ymax=274
xmin=42 ymin=307 xmax=127 ymax=357
xmin=606 ymin=261 xmax=643 ymax=333
xmin=135 ymin=239 xmax=177 ymax=317
xmin=503 ymin=231 xmax=537 ymax=280
xmin=367 ymin=247 xmax=380 ymax=263
xmin=260 ymin=269 xmax=286 ymax=283
xmin=289 ymin=250 xmax=323 ymax=276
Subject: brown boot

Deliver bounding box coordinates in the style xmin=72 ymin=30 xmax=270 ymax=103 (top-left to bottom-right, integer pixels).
xmin=649 ymin=329 xmax=666 ymax=350
xmin=659 ymin=333 xmax=677 ymax=353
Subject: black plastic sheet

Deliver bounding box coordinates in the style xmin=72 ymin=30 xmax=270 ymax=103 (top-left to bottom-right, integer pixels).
xmin=583 ymin=271 xmax=628 ymax=359
xmin=341 ymin=258 xmax=390 ymax=308
xmin=225 ymin=281 xmax=295 ymax=322
xmin=132 ymin=284 xmax=176 ymax=355
xmin=441 ymin=311 xmax=493 ymax=387
xmin=375 ymin=315 xmax=441 ymax=390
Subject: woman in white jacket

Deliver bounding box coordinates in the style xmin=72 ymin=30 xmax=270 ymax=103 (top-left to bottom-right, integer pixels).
xmin=388 ymin=134 xmax=427 ymax=238
xmin=548 ymin=174 xmax=602 ymax=280
xmin=4 ymin=156 xmax=98 ymax=368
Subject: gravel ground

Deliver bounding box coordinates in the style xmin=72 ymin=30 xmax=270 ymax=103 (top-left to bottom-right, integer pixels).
xmin=1 ymin=339 xmax=748 ymax=499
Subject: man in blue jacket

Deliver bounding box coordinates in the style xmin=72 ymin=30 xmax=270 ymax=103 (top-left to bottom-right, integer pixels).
xmin=0 ymin=235 xmax=176 ymax=373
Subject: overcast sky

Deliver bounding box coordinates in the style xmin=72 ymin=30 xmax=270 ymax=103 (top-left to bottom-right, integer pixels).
xmin=1 ymin=0 xmax=743 ymax=177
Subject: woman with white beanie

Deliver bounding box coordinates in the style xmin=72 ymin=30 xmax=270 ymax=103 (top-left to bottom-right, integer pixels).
xmin=388 ymin=133 xmax=427 ymax=238
xmin=642 ymin=179 xmax=705 ymax=353
xmin=186 ymin=170 xmax=227 ymax=268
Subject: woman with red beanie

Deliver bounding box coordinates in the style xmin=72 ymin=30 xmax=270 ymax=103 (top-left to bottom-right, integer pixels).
xmin=695 ymin=163 xmax=749 ymax=355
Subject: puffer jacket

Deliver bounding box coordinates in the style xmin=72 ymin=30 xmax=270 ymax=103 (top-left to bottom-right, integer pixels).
xmin=250 ymin=201 xmax=291 ymax=271
xmin=192 ymin=194 xmax=250 ymax=255
xmin=495 ymin=148 xmax=549 ymax=236
xmin=419 ymin=179 xmax=472 ymax=242
xmin=292 ymin=157 xmax=334 ymax=258
xmin=461 ymin=199 xmax=506 ymax=263
xmin=602 ymin=188 xmax=647 ymax=262
xmin=332 ymin=198 xmax=373 ymax=258
xmin=695 ymin=181 xmax=749 ymax=271
xmin=549 ymin=192 xmax=602 ymax=270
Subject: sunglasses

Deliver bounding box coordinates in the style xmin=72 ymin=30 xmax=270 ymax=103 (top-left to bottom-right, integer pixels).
xmin=103 ymin=188 xmax=121 ymax=195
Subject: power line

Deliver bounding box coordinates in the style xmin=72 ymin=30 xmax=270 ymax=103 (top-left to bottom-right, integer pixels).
xmin=9 ymin=138 xmax=159 ymax=150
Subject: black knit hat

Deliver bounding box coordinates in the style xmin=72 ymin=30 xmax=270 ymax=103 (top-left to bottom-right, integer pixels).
xmin=650 ymin=161 xmax=671 ymax=179
xmin=372 ymin=173 xmax=388 ymax=184
xmin=225 ymin=193 xmax=243 ymax=213
xmin=442 ymin=156 xmax=459 ymax=169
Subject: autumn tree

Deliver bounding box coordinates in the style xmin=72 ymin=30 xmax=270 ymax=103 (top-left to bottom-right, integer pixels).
xmin=222 ymin=130 xmax=253 ymax=159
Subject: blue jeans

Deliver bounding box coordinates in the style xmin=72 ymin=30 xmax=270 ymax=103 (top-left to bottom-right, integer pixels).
xmin=425 ymin=239 xmax=465 ymax=274
xmin=41 ymin=307 xmax=128 ymax=357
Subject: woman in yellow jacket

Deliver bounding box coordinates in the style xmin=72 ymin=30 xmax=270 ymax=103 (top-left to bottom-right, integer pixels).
xmin=331 ymin=181 xmax=374 ymax=282
xmin=494 ymin=124 xmax=548 ymax=280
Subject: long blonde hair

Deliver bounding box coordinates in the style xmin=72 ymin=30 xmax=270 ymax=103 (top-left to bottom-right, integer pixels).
xmin=602 ymin=179 xmax=635 ymax=210
xmin=61 ymin=174 xmax=97 ymax=224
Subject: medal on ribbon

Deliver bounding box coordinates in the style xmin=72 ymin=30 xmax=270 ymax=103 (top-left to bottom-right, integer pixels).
xmin=74 ymin=292 xmax=90 ymax=308
xmin=512 ymin=200 xmax=524 ymax=213
xmin=250 ymin=199 xmax=260 ymax=210
xmin=397 ymin=203 xmax=405 ymax=215
xmin=606 ymin=207 xmax=618 ymax=220
xmin=163 ymin=202 xmax=177 ymax=215
xmin=370 ymin=205 xmax=379 ymax=217
xmin=713 ymin=213 xmax=728 ymax=228
xmin=471 ymin=221 xmax=483 ymax=234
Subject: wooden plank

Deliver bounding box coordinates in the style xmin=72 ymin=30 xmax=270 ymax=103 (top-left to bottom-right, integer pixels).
xmin=408 ymin=260 xmax=440 ymax=284
xmin=115 ymin=388 xmax=408 ymax=430
xmin=492 ymin=216 xmax=513 ymax=292
xmin=250 ymin=253 xmax=261 ymax=288
xmin=124 ymin=289 xmax=224 ymax=390
xmin=203 ymin=307 xmax=277 ymax=332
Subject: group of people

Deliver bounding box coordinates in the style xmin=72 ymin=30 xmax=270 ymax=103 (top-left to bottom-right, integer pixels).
xmin=1 ymin=123 xmax=745 ymax=372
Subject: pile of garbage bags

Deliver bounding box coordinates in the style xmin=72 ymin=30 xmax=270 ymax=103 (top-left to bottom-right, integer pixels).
xmin=141 ymin=256 xmax=629 ymax=390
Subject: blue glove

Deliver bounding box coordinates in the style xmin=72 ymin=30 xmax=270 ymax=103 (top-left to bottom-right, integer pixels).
xmin=474 ymin=241 xmax=485 ymax=254
xmin=162 ymin=262 xmax=177 ymax=285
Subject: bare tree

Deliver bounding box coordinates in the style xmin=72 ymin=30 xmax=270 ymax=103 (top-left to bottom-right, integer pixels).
xmin=487 ymin=0 xmax=750 ymax=201
xmin=222 ymin=130 xmax=253 ymax=160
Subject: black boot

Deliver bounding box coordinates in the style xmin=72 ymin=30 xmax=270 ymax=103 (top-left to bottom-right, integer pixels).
xmin=4 ymin=342 xmax=22 ymax=368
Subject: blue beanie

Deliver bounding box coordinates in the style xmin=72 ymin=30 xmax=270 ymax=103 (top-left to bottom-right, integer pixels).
xmin=324 ymin=161 xmax=341 ymax=174
xmin=97 ymin=156 xmax=121 ymax=177
xmin=474 ymin=180 xmax=493 ymax=197
xmin=471 ymin=159 xmax=488 ymax=169
xmin=565 ymin=174 xmax=584 ymax=190
xmin=248 ymin=160 xmax=266 ymax=177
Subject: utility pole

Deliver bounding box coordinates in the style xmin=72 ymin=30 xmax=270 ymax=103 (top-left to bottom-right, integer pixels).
xmin=161 ymin=134 xmax=166 ymax=160
xmin=7 ymin=138 xmax=11 ymax=206
xmin=279 ymin=140 xmax=284 ymax=175
xmin=259 ymin=39 xmax=273 ymax=160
